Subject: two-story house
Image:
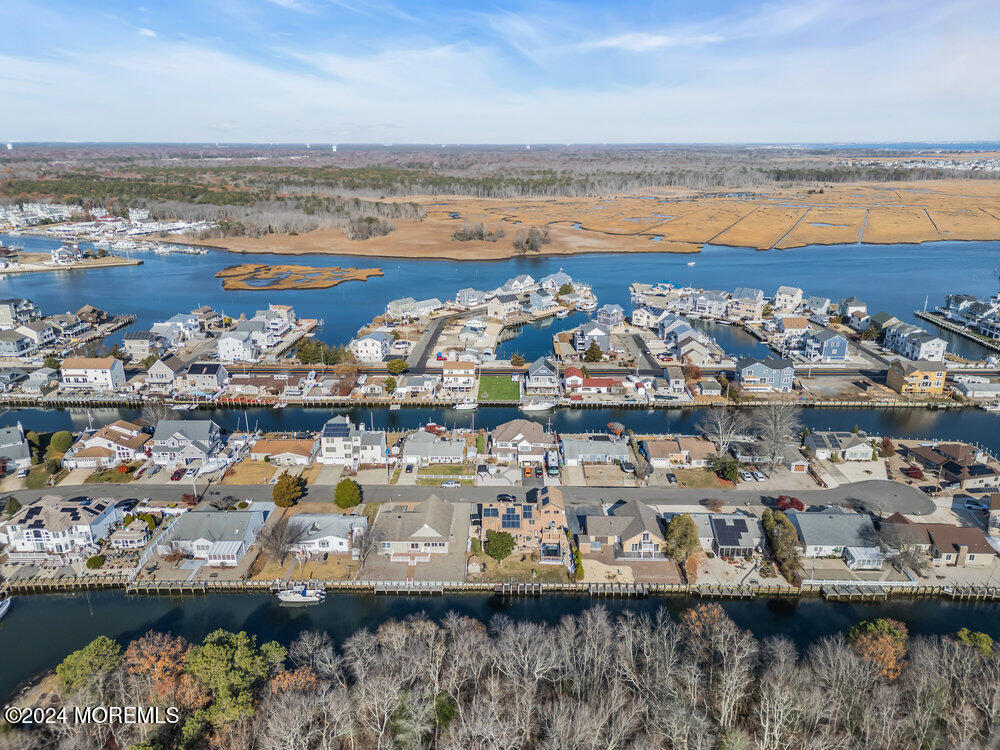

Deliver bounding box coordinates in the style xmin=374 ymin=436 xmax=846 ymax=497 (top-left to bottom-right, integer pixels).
xmin=60 ymin=356 xmax=126 ymax=391
xmin=490 ymin=419 xmax=555 ymax=465
xmin=317 ymin=416 xmax=388 ymax=467
xmin=150 ymin=419 xmax=223 ymax=466
xmin=736 ymin=356 xmax=795 ymax=392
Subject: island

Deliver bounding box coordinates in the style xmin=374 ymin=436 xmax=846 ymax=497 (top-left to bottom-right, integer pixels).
xmin=215 ymin=263 xmax=383 ymax=290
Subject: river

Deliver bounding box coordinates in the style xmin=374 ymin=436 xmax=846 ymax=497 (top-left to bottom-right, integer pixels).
xmin=3 ymin=234 xmax=999 ymax=359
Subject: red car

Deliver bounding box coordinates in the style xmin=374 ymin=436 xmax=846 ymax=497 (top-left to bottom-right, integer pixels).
xmin=170 ymin=468 xmax=186 ymax=481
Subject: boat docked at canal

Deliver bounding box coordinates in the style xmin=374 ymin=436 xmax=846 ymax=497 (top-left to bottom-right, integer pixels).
xmin=521 ymin=400 xmax=556 ymax=412
xmin=0 ymin=596 xmax=12 ymax=621
xmin=453 ymin=400 xmax=478 ymax=411
xmin=276 ymin=587 xmax=326 ymax=604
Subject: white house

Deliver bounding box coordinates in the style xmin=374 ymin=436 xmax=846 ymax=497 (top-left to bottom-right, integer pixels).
xmin=0 ymin=422 xmax=31 ymax=472
xmin=150 ymin=419 xmax=223 ymax=466
xmin=442 ymin=361 xmax=477 ymax=391
xmin=156 ymin=507 xmax=266 ymax=567
xmin=287 ymin=514 xmax=368 ymax=555
xmin=349 ymin=331 xmax=392 ymax=363
xmin=60 ymin=356 xmax=126 ymax=391
xmin=774 ymin=286 xmax=803 ymax=311
xmin=0 ymin=496 xmax=119 ymax=564
xmin=62 ymin=419 xmax=150 ymax=469
xmin=401 ymin=430 xmax=467 ymax=465
xmin=217 ymin=330 xmax=259 ymax=363
xmin=317 ymin=416 xmax=388 ymax=467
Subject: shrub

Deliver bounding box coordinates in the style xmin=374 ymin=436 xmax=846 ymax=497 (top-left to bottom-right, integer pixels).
xmin=334 ymin=478 xmax=362 ymax=509
xmin=483 ymin=530 xmax=515 ymax=562
xmin=86 ymin=555 xmax=106 ymax=569
xmin=49 ymin=430 xmax=74 ymax=454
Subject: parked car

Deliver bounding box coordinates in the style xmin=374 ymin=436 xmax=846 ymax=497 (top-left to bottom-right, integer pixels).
xmin=405 ymin=465 xmax=413 ymax=473
xmin=666 ymin=473 xmax=677 ymax=486
xmin=441 ymin=480 xmax=461 ymax=488
xmin=523 ymin=466 xmax=533 ymax=478
xmin=752 ymin=471 xmax=766 ymax=482
xmin=184 ymin=468 xmax=198 ymax=478
xmin=16 ymin=467 xmax=28 ymax=479
xmin=170 ymin=469 xmax=185 ymax=481
xmin=738 ymin=470 xmax=754 ymax=482
xmin=621 ymin=461 xmax=636 ymax=475
xmin=964 ymin=499 xmax=988 ymax=511
xmin=496 ymin=493 xmax=516 ymax=502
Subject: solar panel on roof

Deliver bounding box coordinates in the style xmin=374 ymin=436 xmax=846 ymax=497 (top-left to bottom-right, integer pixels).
xmin=522 ymin=506 xmax=533 ymax=519
xmin=322 ymin=422 xmax=351 ymax=437
xmin=483 ymin=508 xmax=499 ymax=518
xmin=712 ymin=518 xmax=748 ymax=547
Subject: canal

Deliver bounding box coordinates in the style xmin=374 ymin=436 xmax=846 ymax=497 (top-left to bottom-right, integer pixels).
xmin=3 ymin=590 xmax=1000 ymax=702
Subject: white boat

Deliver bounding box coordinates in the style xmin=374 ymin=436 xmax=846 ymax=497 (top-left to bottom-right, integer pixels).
xmin=276 ymin=587 xmax=326 ymax=604
xmin=555 ymin=309 xmax=569 ymax=318
xmin=521 ymin=400 xmax=556 ymax=412
xmin=453 ymin=401 xmax=478 ymax=411
xmin=579 ymin=300 xmax=598 ymax=311
xmin=389 ymin=403 xmax=401 ymax=410
xmin=687 ymin=261 xmax=696 ymax=266
xmin=980 ymin=401 xmax=1000 ymax=412
xmin=0 ymin=597 xmax=11 ymax=621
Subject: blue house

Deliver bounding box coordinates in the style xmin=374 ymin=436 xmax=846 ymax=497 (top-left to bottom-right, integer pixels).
xmin=803 ymin=329 xmax=849 ymax=363
xmin=736 ymin=356 xmax=795 ymax=393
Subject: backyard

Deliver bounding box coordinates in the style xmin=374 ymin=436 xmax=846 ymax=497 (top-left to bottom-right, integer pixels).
xmin=471 ymin=550 xmax=570 ymax=583
xmin=478 ymin=375 xmax=520 ymax=402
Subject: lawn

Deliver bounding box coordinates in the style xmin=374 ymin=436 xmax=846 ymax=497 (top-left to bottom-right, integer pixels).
xmin=222 ymin=460 xmax=277 ymax=485
xmin=471 ymin=551 xmax=569 ymax=583
xmin=25 ymin=465 xmax=56 ymax=490
xmin=674 ymin=468 xmax=732 ymax=489
xmin=478 ymin=375 xmax=520 ymax=402
xmin=417 ymin=463 xmax=471 ymax=476
xmin=251 ymin=553 xmax=359 ymax=581
xmin=417 ymin=478 xmax=473 ymax=486
xmin=86 ymin=466 xmax=139 ymax=483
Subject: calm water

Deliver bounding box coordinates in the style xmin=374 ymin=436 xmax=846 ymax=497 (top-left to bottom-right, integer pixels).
xmin=3 ymin=590 xmax=1000 ymax=702
xmin=3 ymin=234 xmax=999 ymax=359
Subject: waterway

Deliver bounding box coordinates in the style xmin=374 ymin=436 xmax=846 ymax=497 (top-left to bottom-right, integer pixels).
xmin=3 ymin=234 xmax=999 ymax=360
xmin=2 ymin=590 xmax=1000 ymax=702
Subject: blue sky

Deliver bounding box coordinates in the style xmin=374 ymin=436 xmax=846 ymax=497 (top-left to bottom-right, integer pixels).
xmin=2 ymin=0 xmax=998 ymax=143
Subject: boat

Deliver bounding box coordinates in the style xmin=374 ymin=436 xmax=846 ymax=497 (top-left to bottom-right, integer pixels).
xmin=276 ymin=587 xmax=326 ymax=604
xmin=0 ymin=597 xmax=11 ymax=621
xmin=521 ymin=400 xmax=556 ymax=412
xmin=579 ymin=300 xmax=598 ymax=312
xmin=980 ymin=401 xmax=1000 ymax=412
xmin=453 ymin=401 xmax=478 ymax=411
xmin=687 ymin=261 xmax=696 ymax=266
xmin=389 ymin=403 xmax=401 ymax=411
xmin=555 ymin=309 xmax=569 ymax=318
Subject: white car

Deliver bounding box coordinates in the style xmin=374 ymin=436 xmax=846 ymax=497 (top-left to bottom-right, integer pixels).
xmin=738 ymin=470 xmax=754 ymax=482
xmin=964 ymin=500 xmax=988 ymax=511
xmin=440 ymin=480 xmax=461 ymax=488
xmin=752 ymin=471 xmax=766 ymax=482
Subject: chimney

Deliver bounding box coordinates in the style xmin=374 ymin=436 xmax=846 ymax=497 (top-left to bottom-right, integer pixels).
xmin=956 ymin=544 xmax=969 ymax=567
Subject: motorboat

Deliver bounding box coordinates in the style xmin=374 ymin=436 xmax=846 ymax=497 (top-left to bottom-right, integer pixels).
xmin=555 ymin=309 xmax=569 ymax=318
xmin=276 ymin=587 xmax=326 ymax=604
xmin=579 ymin=300 xmax=598 ymax=311
xmin=521 ymin=400 xmax=556 ymax=412
xmin=453 ymin=401 xmax=478 ymax=410
xmin=687 ymin=261 xmax=696 ymax=266
xmin=0 ymin=597 xmax=11 ymax=621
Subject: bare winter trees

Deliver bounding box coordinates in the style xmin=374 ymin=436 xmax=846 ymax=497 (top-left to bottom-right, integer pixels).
xmin=697 ymin=408 xmax=749 ymax=455
xmin=752 ymin=402 xmax=802 ymax=468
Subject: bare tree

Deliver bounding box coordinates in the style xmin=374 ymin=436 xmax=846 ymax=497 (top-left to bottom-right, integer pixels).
xmin=353 ymin=523 xmax=386 ymax=568
xmin=140 ymin=401 xmax=177 ymax=428
xmin=258 ymin=515 xmax=310 ymax=565
xmin=752 ymin=403 xmax=802 ymax=469
xmin=696 ymin=408 xmax=749 ymax=455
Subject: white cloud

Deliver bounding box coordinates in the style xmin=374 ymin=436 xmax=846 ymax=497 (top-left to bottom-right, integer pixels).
xmin=137 ymin=28 xmax=157 ymax=37
xmin=586 ymin=32 xmax=723 ymax=52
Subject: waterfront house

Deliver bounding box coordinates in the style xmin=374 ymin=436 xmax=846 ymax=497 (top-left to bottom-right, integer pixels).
xmin=16 ymin=320 xmax=57 ymax=348
xmin=480 ymin=487 xmax=567 ymax=562
xmin=146 ymin=355 xmax=186 ymax=391
xmin=803 ymin=430 xmax=875 ymax=461
xmin=374 ymin=495 xmax=455 ymax=562
xmin=385 ymin=297 xmax=443 ymax=321
xmin=631 ymin=306 xmax=669 ymax=329
xmin=76 ymin=305 xmax=109 ymax=325
xmin=62 ymin=419 xmax=150 ymax=469
xmin=563 ymin=366 xmax=585 ymax=391
xmin=696 ymin=377 xmax=724 ymax=397
xmin=486 ymin=294 xmax=520 ymax=320
xmin=60 ymin=356 xmax=126 ymax=391
xmin=596 ymin=304 xmax=625 ymax=328
xmin=789 ymin=511 xmax=884 ymax=570
xmin=733 ymin=287 xmax=765 ymax=303
xmin=217 ymin=329 xmax=258 ymax=363
xmin=150 ymin=419 xmax=223 ymax=467
xmin=0 ymin=495 xmax=119 ymax=565
xmin=526 ymin=291 xmax=556 ymax=315
xmin=151 ymin=312 xmax=200 ymax=344
xmin=524 ymin=357 xmax=559 ymax=394
xmin=803 ymin=296 xmax=831 ymax=316
xmin=157 ymin=506 xmax=267 ymax=567
xmin=578 ymin=499 xmax=664 ymax=560
xmin=108 ymin=517 xmax=152 ymax=551
xmin=902 ymin=331 xmax=948 ymax=361
xmin=21 ymin=367 xmax=57 ymax=395
xmin=870 ymin=311 xmax=901 ymax=333
xmin=249 ymin=438 xmax=317 ymax=465
xmin=401 ymin=430 xmax=468 ymax=466
xmin=490 ymin=419 xmax=555 ymax=465
xmin=498 ymin=274 xmax=536 ymax=295
xmin=710 ymin=514 xmax=765 ymax=557
xmin=728 ymin=295 xmax=764 ymax=321
xmin=0 ymin=367 xmax=27 ymax=393
xmin=643 ymin=436 xmax=715 ymax=469
xmin=881 ymin=515 xmax=995 ymax=567
xmin=839 ymin=297 xmax=867 ymax=318
xmin=0 ymin=329 xmax=36 ymax=358
xmin=442 ymin=360 xmax=476 ymax=391
xmin=540 ymin=269 xmax=573 ymax=293
xmin=803 ymin=329 xmax=849 ymax=362
xmin=735 ymin=356 xmax=795 ymax=393
xmin=561 ymin=435 xmax=628 ymax=466
xmin=122 ymin=330 xmax=166 ymax=361
xmin=317 ymin=416 xmax=387 ymax=467
xmin=886 ymin=360 xmax=945 ymax=395
xmin=678 ymin=335 xmax=709 ymax=365
xmin=456 ymin=288 xmax=491 ymax=308
xmin=939 ymin=459 xmax=1000 ymax=492
xmin=848 ymin=311 xmax=873 ymax=332
xmin=182 ymin=363 xmax=229 ymax=395
xmin=776 ymin=316 xmax=811 ymax=344
xmin=0 ymin=422 xmax=31 ymax=472
xmin=0 ymin=297 xmax=41 ymax=330
xmin=690 ymin=292 xmax=729 ymax=319
xmin=287 ymin=513 xmax=368 ymax=555
xmin=952 ymin=379 xmax=1000 ymax=399
xmin=774 ymin=286 xmax=803 ymax=311
xmin=574 ymin=321 xmax=611 ymax=353
xmin=395 ymin=374 xmax=439 ymax=398
xmin=45 ymin=313 xmax=89 ymax=340
xmin=349 ymin=331 xmax=392 ymax=363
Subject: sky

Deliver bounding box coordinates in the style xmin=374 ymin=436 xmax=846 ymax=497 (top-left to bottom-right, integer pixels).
xmin=1 ymin=0 xmax=999 ymax=143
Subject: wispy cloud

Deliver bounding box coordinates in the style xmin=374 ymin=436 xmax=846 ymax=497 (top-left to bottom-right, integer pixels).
xmin=585 ymin=32 xmax=723 ymax=52
xmin=137 ymin=27 xmax=157 ymax=37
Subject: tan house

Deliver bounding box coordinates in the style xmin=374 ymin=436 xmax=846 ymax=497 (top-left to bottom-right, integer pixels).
xmin=375 ymin=495 xmax=455 ymax=563
xmin=882 ymin=514 xmax=995 ymax=568
xmin=62 ymin=420 xmax=150 ymax=469
xmin=886 ymin=360 xmax=946 ymax=395
xmin=249 ymin=438 xmax=317 ymax=465
xmin=490 ymin=419 xmax=555 ymax=465
xmin=480 ymin=487 xmax=566 ymax=563
xmin=578 ymin=499 xmax=664 ymax=559
xmin=644 ymin=436 xmax=716 ymax=469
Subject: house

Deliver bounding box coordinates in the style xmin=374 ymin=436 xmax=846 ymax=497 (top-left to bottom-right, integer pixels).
xmin=60 ymin=356 xmax=126 ymax=391
xmin=939 ymin=460 xmax=1000 ymax=492
xmin=902 ymin=332 xmax=948 ymax=362
xmin=0 ymin=422 xmax=31 ymax=472
xmin=442 ymin=360 xmax=476 ymax=391
xmin=561 ymin=435 xmax=628 ymax=466
xmin=710 ymin=514 xmax=765 ymax=557
xmin=62 ymin=420 xmax=150 ymax=469
xmin=839 ymin=297 xmax=867 ymax=318
xmin=480 ymin=487 xmax=567 ymax=562
xmin=401 ymin=430 xmax=467 ymax=465
xmin=249 ymin=438 xmax=317 ymax=465
xmin=803 ymin=296 xmax=831 ymax=316
xmin=596 ymin=304 xmax=625 ymax=328
xmin=736 ymin=356 xmax=794 ymax=392
xmin=375 ymin=495 xmax=455 ymax=562
xmin=728 ymin=295 xmax=764 ymax=321
xmin=886 ymin=360 xmax=946 ymax=395
xmin=150 ymin=419 xmax=223 ymax=467
xmin=151 ymin=312 xmax=200 ymax=344
xmin=988 ymin=493 xmax=1000 ymax=538
xmin=75 ymin=305 xmax=108 ymax=325
xmin=317 ymin=416 xmax=387 ymax=467
xmin=631 ymin=306 xmax=669 ymax=329
xmin=848 ymin=311 xmax=872 ymax=332
xmin=524 ymin=357 xmax=559 ymax=394
xmin=0 ymin=298 xmax=41 ymax=330
xmin=21 ymin=367 xmax=58 ymax=394
xmin=16 ymin=320 xmax=57 ymax=348
xmin=803 ymin=329 xmax=849 ymax=362
xmin=563 ymin=366 xmax=585 ymax=391
xmin=156 ymin=507 xmax=266 ymax=567
xmin=0 ymin=496 xmax=119 ymax=565
xmin=182 ymin=362 xmax=229 ymax=394
xmin=777 ymin=316 xmax=811 ymax=343
xmin=690 ymin=292 xmax=729 ymax=319
xmin=497 ymin=274 xmax=536 ymax=295
xmin=45 ymin=313 xmax=89 ymax=340
xmin=217 ymin=329 xmax=259 ymax=363
xmin=789 ymin=511 xmax=884 ymax=569
xmin=540 ymin=269 xmax=573 ymax=293
xmin=287 ymin=513 xmax=368 ymax=555
xmin=526 ymin=291 xmax=556 ymax=315
xmin=774 ymin=286 xmax=803 ymax=311
xmin=0 ymin=329 xmax=36 ymax=357
xmin=146 ymin=355 xmax=186 ymax=390
xmin=803 ymin=430 xmax=875 ymax=461
xmin=490 ymin=419 xmax=555 ymax=464
xmin=455 ymin=288 xmax=491 ymax=308
xmin=577 ymin=499 xmax=664 ymax=559
xmin=870 ymin=311 xmax=900 ymax=333
xmin=643 ymin=436 xmax=715 ymax=469
xmin=574 ymin=321 xmax=611 ymax=353
xmin=50 ymin=244 xmax=84 ymax=264
xmin=349 ymin=331 xmax=392 ymax=363
xmin=486 ymin=294 xmax=520 ymax=320
xmin=697 ymin=377 xmax=724 ymax=397
xmin=0 ymin=367 xmax=27 ymax=393
xmin=881 ymin=515 xmax=995 ymax=567
xmin=395 ymin=374 xmax=439 ymax=398
xmin=108 ymin=517 xmax=152 ymax=551
xmin=732 ymin=287 xmax=765 ymax=303
xmin=122 ymin=330 xmax=166 ymax=360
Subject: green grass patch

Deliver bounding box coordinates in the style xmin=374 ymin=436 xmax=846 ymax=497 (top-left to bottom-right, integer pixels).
xmin=25 ymin=465 xmax=53 ymax=490
xmin=85 ymin=466 xmax=137 ymax=484
xmin=417 ymin=463 xmax=470 ymax=476
xmin=417 ymin=478 xmax=473 ymax=486
xmin=478 ymin=375 xmax=520 ymax=402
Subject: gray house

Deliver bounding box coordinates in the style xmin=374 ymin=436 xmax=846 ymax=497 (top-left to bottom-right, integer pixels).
xmin=803 ymin=329 xmax=849 ymax=362
xmin=525 ymin=357 xmax=559 ymax=393
xmin=151 ymin=419 xmax=224 ymax=466
xmin=736 ymin=356 xmax=795 ymax=392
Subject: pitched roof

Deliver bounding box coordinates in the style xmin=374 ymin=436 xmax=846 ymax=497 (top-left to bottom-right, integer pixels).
xmin=61 ymin=356 xmax=117 ymax=370
xmin=586 ymin=499 xmax=663 ymax=542
xmin=376 ymin=495 xmax=454 ymax=542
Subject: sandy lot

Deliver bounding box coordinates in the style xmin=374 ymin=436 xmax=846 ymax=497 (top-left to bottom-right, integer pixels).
xmin=176 ymin=179 xmax=1000 ymax=260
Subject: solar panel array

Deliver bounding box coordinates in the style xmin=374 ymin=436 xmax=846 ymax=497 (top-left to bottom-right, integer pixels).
xmin=712 ymin=517 xmax=749 ymax=548
xmin=501 ymin=508 xmax=521 ymax=529
xmin=522 ymin=505 xmax=533 ymax=519
xmin=483 ymin=507 xmax=499 ymax=518
xmin=322 ymin=422 xmax=351 ymax=438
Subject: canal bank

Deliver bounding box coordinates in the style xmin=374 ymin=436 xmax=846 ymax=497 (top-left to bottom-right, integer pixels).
xmin=4 ymin=590 xmax=1000 ymax=703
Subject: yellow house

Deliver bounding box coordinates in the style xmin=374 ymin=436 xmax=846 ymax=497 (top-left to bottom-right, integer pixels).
xmin=886 ymin=360 xmax=946 ymax=395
